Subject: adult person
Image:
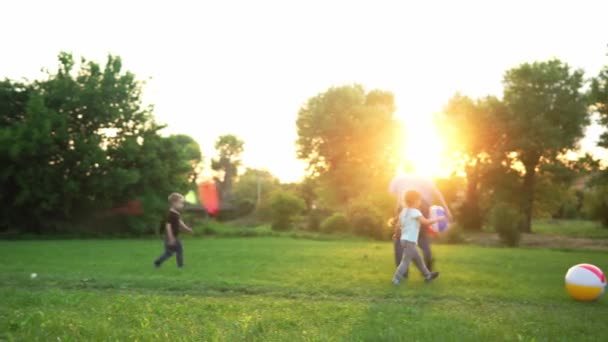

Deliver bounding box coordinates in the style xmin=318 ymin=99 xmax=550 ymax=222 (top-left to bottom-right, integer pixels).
xmin=389 ymin=173 xmax=453 ymax=275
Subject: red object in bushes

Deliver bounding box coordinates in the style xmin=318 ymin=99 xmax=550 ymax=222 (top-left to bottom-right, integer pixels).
xmin=198 ymin=182 xmax=219 ymax=215
xmin=110 ymin=200 xmax=143 ymax=216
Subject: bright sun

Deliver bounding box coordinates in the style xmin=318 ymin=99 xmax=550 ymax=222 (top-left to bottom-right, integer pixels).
xmin=397 ymin=111 xmax=448 ymax=178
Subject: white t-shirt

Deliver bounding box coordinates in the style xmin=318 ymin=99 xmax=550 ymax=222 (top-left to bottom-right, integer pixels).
xmin=399 ymin=207 xmax=422 ymax=243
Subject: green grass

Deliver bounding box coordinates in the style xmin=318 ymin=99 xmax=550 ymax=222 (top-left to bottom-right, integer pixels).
xmin=532 ymin=219 xmax=608 ymax=239
xmin=0 ymin=237 xmax=606 ymax=341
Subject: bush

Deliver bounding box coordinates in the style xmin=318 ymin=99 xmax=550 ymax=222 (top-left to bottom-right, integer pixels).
xmin=347 ymin=203 xmax=385 ymax=240
xmin=490 ymin=203 xmax=522 ymax=247
xmin=442 ymin=223 xmax=465 ymax=244
xmin=320 ymin=213 xmax=349 ymax=234
xmin=306 ymin=208 xmax=332 ymax=232
xmin=269 ymin=191 xmax=305 ymax=231
xmin=583 ymin=186 xmax=608 ymax=227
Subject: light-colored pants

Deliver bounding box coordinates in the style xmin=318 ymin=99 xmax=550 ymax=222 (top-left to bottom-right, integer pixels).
xmin=394 ymin=240 xmax=431 ymax=280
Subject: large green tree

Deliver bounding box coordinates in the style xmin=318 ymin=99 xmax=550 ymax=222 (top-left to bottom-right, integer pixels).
xmin=211 ymin=134 xmax=244 ymax=206
xmin=296 ymin=85 xmax=402 ymax=207
xmin=502 ymin=59 xmax=589 ymax=232
xmin=170 ymin=134 xmax=203 ymax=184
xmin=0 ymin=53 xmax=197 ymax=233
xmin=233 ymin=168 xmax=280 ymax=210
xmin=440 ymin=94 xmax=507 ymax=230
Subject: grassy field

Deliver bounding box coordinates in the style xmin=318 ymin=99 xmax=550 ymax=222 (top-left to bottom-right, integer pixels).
xmin=532 ymin=220 xmax=608 ymax=239
xmin=0 ymin=236 xmax=606 ymax=341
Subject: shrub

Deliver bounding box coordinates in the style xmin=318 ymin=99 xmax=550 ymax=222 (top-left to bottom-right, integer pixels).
xmin=583 ymin=186 xmax=608 ymax=227
xmin=347 ymin=203 xmax=384 ymax=240
xmin=306 ymin=208 xmax=332 ymax=232
xmin=269 ymin=191 xmax=305 ymax=231
xmin=344 ymin=195 xmax=395 ymax=240
xmin=441 ymin=223 xmax=465 ymax=244
xmin=320 ymin=213 xmax=349 ymax=234
xmin=490 ymin=203 xmax=522 ymax=247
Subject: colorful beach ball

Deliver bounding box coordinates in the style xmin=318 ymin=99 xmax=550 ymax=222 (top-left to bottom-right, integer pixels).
xmin=429 ymin=205 xmax=450 ymax=233
xmin=565 ymin=264 xmax=606 ymax=301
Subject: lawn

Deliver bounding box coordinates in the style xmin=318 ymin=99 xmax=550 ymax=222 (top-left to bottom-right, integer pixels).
xmin=0 ymin=237 xmax=606 ymax=341
xmin=532 ymin=220 xmax=608 ymax=239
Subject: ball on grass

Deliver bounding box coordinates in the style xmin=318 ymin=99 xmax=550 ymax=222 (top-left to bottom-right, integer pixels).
xmin=30 ymin=273 xmax=37 ymax=279
xmin=565 ymin=264 xmax=605 ymax=301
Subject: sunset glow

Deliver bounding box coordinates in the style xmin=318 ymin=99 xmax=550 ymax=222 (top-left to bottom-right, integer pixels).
xmin=2 ymin=1 xmax=607 ymax=182
xmin=397 ymin=111 xmax=450 ymax=178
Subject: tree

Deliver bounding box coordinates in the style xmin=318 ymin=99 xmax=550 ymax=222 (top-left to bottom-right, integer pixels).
xmin=440 ymin=94 xmax=507 ymax=230
xmin=591 ymin=66 xmax=608 ymax=148
xmin=169 ymin=134 xmax=202 ymax=184
xmin=296 ymin=85 xmax=402 ymax=207
xmin=211 ymin=134 xmax=244 ymax=207
xmin=502 ymin=59 xmax=589 ymax=232
xmin=269 ymin=191 xmax=305 ymax=231
xmin=0 ymin=53 xmax=198 ymax=234
xmin=233 ymin=168 xmax=280 ymax=215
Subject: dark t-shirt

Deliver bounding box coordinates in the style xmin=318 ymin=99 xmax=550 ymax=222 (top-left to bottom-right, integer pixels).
xmin=159 ymin=210 xmax=180 ymax=237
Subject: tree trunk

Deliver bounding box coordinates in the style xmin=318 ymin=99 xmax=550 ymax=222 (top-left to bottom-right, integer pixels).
xmin=464 ymin=160 xmax=482 ymax=231
xmin=520 ymin=163 xmax=536 ymax=233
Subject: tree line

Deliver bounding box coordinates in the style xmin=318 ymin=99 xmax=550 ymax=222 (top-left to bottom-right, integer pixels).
xmin=0 ymin=53 xmax=200 ymax=234
xmin=2 ymin=53 xmax=608 ymax=236
xmin=291 ymin=59 xmax=608 ymax=236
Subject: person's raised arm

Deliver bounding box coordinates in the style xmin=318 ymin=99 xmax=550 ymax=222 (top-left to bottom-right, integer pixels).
xmin=180 ymin=220 xmax=193 ymax=234
xmin=432 ymin=185 xmax=453 ymax=221
xmin=418 ymin=215 xmax=446 ymax=227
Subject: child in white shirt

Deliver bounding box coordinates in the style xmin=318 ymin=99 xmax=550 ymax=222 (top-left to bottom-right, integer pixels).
xmin=392 ymin=190 xmax=446 ymax=285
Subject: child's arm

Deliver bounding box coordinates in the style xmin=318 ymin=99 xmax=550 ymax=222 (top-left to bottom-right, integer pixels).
xmin=166 ymin=224 xmax=176 ymax=245
xmin=418 ymin=215 xmax=446 ymax=227
xmin=180 ymin=220 xmax=193 ymax=234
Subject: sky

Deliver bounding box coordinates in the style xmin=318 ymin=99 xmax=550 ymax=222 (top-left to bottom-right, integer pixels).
xmin=2 ymin=0 xmax=607 ymax=182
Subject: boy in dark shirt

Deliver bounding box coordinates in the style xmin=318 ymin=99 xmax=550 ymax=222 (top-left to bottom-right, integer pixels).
xmin=154 ymin=193 xmax=193 ymax=268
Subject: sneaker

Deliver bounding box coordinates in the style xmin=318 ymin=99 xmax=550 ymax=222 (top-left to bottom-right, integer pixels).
xmin=425 ymin=272 xmax=439 ymax=283
xmin=154 ymin=261 xmax=160 ymax=268
xmin=392 ymin=278 xmax=401 ymax=285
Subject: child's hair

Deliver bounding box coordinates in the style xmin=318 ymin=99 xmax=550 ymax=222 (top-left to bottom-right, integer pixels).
xmin=168 ymin=192 xmax=184 ymax=204
xmin=404 ymin=190 xmax=421 ymax=207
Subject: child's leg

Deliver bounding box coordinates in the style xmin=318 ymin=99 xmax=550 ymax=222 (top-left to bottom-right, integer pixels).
xmin=175 ymin=239 xmax=184 ymax=267
xmin=408 ymin=245 xmax=431 ymax=279
xmin=154 ymin=241 xmax=175 ymax=266
xmin=393 ymin=239 xmax=403 ymax=267
xmin=418 ymin=232 xmax=433 ymax=271
xmin=393 ymin=241 xmax=414 ymax=282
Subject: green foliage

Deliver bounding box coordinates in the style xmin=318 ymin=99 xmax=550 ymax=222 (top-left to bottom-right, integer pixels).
xmin=591 ymin=66 xmax=608 ymax=148
xmin=232 ymin=168 xmax=280 ymax=220
xmin=212 ymin=134 xmax=245 ymax=207
xmin=296 ymin=85 xmax=402 ymax=206
xmin=439 ymin=95 xmax=508 ymax=231
xmin=0 ymin=238 xmax=607 ymax=341
xmin=269 ymin=191 xmax=305 ymax=231
xmin=305 ymin=208 xmax=332 ymax=232
xmin=440 ymin=223 xmax=465 ymax=244
xmin=532 ymin=219 xmax=608 ymax=239
xmin=532 ymin=160 xmax=579 ymax=219
xmin=320 ymin=212 xmax=349 ymax=234
xmin=297 ymin=176 xmax=318 ymax=211
xmin=170 ymin=134 xmax=203 ymax=184
xmin=490 ymin=203 xmax=522 ymax=246
xmin=502 ymin=59 xmax=589 ymax=232
xmin=0 ymin=53 xmax=199 ymax=234
xmin=346 ymin=201 xmax=385 ymax=240
xmin=583 ymin=185 xmax=608 ymax=227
